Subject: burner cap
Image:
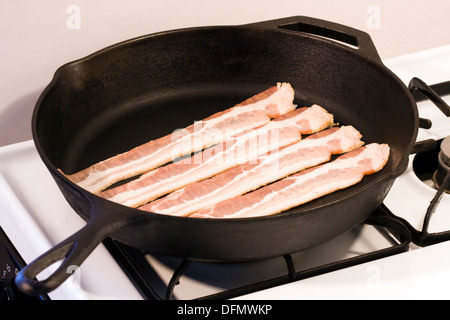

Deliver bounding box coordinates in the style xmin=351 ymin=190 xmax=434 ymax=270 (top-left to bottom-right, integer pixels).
xmin=440 ymin=136 xmax=450 ymax=166
xmin=433 ymin=136 xmax=450 ymax=193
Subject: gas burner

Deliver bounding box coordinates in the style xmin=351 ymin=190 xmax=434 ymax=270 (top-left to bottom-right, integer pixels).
xmin=413 ymin=138 xmax=443 ymax=190
xmin=433 ymin=136 xmax=450 ymax=193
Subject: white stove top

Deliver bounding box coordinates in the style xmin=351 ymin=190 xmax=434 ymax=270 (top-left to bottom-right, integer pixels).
xmin=0 ymin=45 xmax=449 ymax=300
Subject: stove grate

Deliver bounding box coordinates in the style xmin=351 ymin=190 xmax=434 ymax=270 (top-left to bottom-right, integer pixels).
xmin=103 ymin=205 xmax=410 ymax=300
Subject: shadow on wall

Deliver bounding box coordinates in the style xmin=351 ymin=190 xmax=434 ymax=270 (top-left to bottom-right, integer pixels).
xmin=0 ymin=90 xmax=43 ymax=147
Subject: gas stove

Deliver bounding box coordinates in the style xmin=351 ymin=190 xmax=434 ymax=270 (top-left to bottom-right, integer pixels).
xmin=0 ymin=45 xmax=449 ymax=300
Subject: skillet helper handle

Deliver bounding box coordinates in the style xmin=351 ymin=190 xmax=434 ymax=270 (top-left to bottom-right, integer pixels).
xmin=14 ymin=210 xmax=113 ymax=296
xmin=248 ymin=16 xmax=382 ymax=63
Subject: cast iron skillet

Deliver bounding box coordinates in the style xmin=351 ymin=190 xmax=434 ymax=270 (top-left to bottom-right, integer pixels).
xmin=15 ymin=16 xmax=418 ymax=296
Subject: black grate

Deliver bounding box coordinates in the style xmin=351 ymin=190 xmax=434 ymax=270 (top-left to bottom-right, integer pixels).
xmin=103 ymin=205 xmax=410 ymax=300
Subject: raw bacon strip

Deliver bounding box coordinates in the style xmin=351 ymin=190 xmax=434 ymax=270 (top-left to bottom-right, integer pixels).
xmin=100 ymin=105 xmax=334 ymax=207
xmin=64 ymin=82 xmax=297 ymax=193
xmin=191 ymin=143 xmax=390 ymax=219
xmin=140 ymin=125 xmax=363 ymax=216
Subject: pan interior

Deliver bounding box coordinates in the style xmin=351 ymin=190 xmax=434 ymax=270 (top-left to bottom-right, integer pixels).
xmin=59 ymin=83 xmax=269 ymax=173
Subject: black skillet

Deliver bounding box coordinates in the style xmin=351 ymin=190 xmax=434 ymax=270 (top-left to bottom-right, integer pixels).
xmin=15 ymin=16 xmax=418 ymax=296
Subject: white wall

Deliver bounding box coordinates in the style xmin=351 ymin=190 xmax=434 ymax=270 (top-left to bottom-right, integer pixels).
xmin=1 ymin=0 xmax=449 ymax=146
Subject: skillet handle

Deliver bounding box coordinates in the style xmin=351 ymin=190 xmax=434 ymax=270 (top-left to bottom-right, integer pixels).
xmin=14 ymin=203 xmax=128 ymax=296
xmin=247 ymin=16 xmax=382 ymax=63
